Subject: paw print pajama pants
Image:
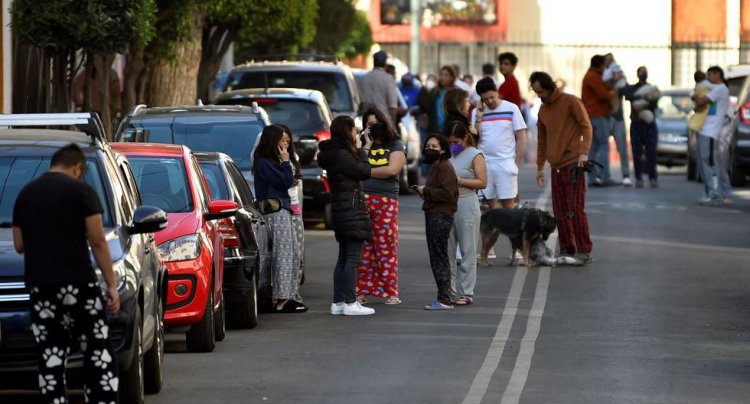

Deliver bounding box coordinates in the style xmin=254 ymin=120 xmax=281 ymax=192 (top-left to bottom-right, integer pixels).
xmin=356 ymin=195 xmax=399 ymax=298
xmin=29 ymin=282 xmax=119 ymax=403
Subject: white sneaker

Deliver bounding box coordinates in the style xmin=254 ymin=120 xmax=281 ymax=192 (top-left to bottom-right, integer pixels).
xmin=513 ymin=251 xmax=524 ymax=260
xmin=622 ymin=177 xmax=633 ymax=186
xmin=488 ymin=248 xmax=497 ymax=259
xmin=330 ymin=302 xmax=344 ymax=315
xmin=343 ymin=301 xmax=375 ymax=316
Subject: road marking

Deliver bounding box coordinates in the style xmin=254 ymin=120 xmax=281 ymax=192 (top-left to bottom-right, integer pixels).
xmin=461 ymin=267 xmax=529 ymax=404
xmin=462 ymin=184 xmax=553 ymax=404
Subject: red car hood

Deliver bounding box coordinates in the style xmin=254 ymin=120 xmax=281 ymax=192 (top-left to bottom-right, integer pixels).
xmin=154 ymin=212 xmax=201 ymax=245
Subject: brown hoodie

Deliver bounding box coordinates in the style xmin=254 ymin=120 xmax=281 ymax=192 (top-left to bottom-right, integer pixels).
xmin=536 ymin=88 xmax=593 ymax=170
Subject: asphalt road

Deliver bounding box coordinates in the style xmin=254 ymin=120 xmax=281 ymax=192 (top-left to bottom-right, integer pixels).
xmin=5 ymin=164 xmax=750 ymax=403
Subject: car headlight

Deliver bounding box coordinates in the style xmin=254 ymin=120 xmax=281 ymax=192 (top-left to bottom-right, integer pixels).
xmin=158 ymin=234 xmax=202 ymax=262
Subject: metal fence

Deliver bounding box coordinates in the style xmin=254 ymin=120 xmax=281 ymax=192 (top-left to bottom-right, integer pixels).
xmin=381 ymin=40 xmax=750 ymax=97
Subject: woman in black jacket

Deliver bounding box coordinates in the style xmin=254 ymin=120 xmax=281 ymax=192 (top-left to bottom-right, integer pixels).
xmin=317 ymin=116 xmax=376 ymax=316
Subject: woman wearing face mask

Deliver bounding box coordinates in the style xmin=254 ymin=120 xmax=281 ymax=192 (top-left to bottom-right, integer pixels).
xmin=415 ymin=134 xmax=459 ymax=310
xmin=445 ymin=120 xmax=486 ymax=305
xmin=356 ymin=108 xmax=406 ymax=305
xmin=418 ymin=66 xmax=458 ymax=136
xmin=317 ymin=116 xmax=376 ymax=316
xmin=253 ymin=125 xmax=306 ymax=313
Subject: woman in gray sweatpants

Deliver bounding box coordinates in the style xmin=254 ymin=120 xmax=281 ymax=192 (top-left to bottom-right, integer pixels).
xmin=445 ymin=120 xmax=487 ymax=305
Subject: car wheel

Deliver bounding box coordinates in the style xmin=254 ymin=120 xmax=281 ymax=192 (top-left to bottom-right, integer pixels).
xmin=214 ymin=292 xmax=226 ymax=342
xmin=143 ymin=300 xmax=164 ymax=394
xmin=228 ymin=268 xmax=259 ymax=329
xmin=324 ymin=202 xmax=333 ymax=230
xmin=119 ymin=307 xmax=145 ymax=404
xmin=729 ymin=147 xmax=747 ymax=186
xmin=687 ymin=159 xmax=697 ymax=181
xmin=185 ymin=290 xmax=216 ymax=352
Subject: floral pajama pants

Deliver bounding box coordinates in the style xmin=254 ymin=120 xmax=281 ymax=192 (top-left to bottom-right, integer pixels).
xmin=356 ymin=194 xmax=399 ymax=298
xmin=29 ymin=282 xmax=118 ymax=404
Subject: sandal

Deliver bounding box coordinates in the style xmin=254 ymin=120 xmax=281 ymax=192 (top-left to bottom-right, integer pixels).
xmin=455 ymin=296 xmax=474 ymax=306
xmin=275 ymin=300 xmax=308 ymax=313
xmin=424 ymin=300 xmax=454 ymax=310
xmin=384 ymin=297 xmax=402 ymax=305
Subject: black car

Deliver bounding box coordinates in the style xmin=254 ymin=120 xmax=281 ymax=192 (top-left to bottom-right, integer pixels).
xmin=195 ymin=152 xmax=270 ymax=328
xmin=0 ymin=113 xmax=168 ymax=404
xmin=213 ymin=88 xmax=333 ymax=227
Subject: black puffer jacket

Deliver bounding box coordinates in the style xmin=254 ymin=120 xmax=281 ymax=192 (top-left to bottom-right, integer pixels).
xmin=317 ymin=138 xmax=372 ymax=242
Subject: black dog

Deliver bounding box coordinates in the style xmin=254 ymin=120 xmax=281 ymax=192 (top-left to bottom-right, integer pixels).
xmin=479 ymin=207 xmax=557 ymax=267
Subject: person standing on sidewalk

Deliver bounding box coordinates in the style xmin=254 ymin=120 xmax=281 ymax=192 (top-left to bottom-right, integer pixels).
xmin=13 ymin=144 xmax=120 ymax=403
xmin=497 ymin=52 xmax=523 ymax=109
xmin=318 ymin=116 xmax=376 ymax=316
xmin=581 ymin=55 xmax=616 ymax=186
xmin=622 ymin=66 xmax=661 ymax=188
xmin=359 ymin=50 xmax=400 ymax=124
xmin=692 ymin=65 xmax=732 ymax=205
xmin=416 ymin=134 xmax=459 ymax=310
xmin=605 ymin=62 xmax=633 ymax=186
xmin=530 ymin=71 xmax=594 ymax=264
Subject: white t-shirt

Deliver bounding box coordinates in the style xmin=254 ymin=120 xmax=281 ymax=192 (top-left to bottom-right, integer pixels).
xmin=471 ymin=101 xmax=527 ymax=161
xmin=700 ymin=83 xmax=730 ymax=139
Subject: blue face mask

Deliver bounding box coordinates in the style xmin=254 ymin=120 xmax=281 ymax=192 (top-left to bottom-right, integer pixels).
xmin=450 ymin=143 xmax=465 ymax=156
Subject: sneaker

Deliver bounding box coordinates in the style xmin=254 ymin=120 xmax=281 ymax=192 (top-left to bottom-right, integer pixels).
xmin=512 ymin=251 xmax=524 ymax=261
xmin=488 ymin=248 xmax=497 ymax=259
xmin=698 ymin=197 xmax=722 ymax=206
xmin=555 ymin=255 xmax=584 ymax=266
xmin=588 ymin=178 xmax=604 ymax=187
xmin=649 ymin=179 xmax=658 ymax=188
xmin=622 ymin=177 xmax=633 ymax=187
xmin=635 ymin=179 xmax=644 ymax=188
xmin=424 ymin=300 xmax=454 ymax=310
xmin=575 ymin=253 xmax=594 ymax=265
xmin=330 ymin=302 xmax=344 ymax=315
xmin=343 ymin=301 xmax=375 ymax=316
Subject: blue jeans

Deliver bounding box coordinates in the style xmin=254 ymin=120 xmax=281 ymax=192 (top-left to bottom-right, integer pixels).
xmin=611 ymin=118 xmax=630 ymax=177
xmin=588 ymin=116 xmax=611 ymax=182
xmin=696 ymin=134 xmax=718 ymax=199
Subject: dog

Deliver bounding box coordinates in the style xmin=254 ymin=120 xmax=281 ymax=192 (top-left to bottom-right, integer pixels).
xmin=479 ymin=207 xmax=557 ymax=267
xmin=529 ymin=237 xmax=583 ymax=267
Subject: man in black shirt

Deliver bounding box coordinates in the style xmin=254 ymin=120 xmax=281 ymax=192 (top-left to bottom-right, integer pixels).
xmin=13 ymin=143 xmax=120 ymax=403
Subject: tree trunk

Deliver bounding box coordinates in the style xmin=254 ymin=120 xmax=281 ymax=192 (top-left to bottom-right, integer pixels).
xmin=197 ymin=26 xmax=236 ymax=103
xmin=149 ymin=15 xmax=203 ymax=106
xmin=51 ymin=53 xmax=71 ymax=112
xmin=123 ymin=44 xmax=145 ymax=114
xmin=12 ymin=41 xmax=47 ymax=113
xmin=92 ymin=53 xmax=116 ymax=139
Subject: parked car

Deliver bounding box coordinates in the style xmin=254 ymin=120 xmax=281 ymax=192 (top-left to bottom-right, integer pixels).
xmin=195 ymin=152 xmax=270 ymax=328
xmin=0 ymin=113 xmax=168 ymax=403
xmin=654 ymin=88 xmax=692 ymax=168
xmin=352 ymin=68 xmax=422 ymax=191
xmin=222 ymin=56 xmax=362 ymax=121
xmin=111 ymin=143 xmax=238 ymax=352
xmin=115 ymin=104 xmax=271 ymax=187
xmin=213 ymin=88 xmax=333 ymax=227
xmin=728 ymin=74 xmax=750 ymax=185
xmin=687 ymin=64 xmax=750 ymax=181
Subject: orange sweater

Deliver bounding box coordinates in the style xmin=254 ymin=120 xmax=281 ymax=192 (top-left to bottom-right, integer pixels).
xmin=581 ymin=68 xmax=613 ymax=118
xmin=536 ymin=88 xmax=593 ymax=170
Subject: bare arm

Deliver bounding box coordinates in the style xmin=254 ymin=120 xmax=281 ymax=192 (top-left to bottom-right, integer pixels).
xmin=12 ymin=226 xmax=24 ymax=253
xmin=371 ymin=151 xmax=406 ymax=178
xmin=514 ymin=128 xmax=527 ymax=166
xmin=86 ymin=214 xmax=120 ymax=314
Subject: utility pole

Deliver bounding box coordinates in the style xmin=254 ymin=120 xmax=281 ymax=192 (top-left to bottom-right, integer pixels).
xmin=410 ymin=0 xmax=421 ymax=74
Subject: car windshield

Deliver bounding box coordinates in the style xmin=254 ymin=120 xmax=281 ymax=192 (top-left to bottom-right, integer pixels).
xmin=0 ymin=156 xmax=112 ymax=227
xmin=128 ymin=157 xmax=193 ymax=213
xmin=226 ymin=71 xmax=352 ymax=113
xmin=656 ymin=94 xmax=694 ymax=119
xmin=215 ymin=98 xmax=326 ymax=135
xmin=198 ymin=162 xmax=229 ymax=201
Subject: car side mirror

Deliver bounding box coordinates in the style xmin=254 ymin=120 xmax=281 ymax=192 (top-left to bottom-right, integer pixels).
xmin=128 ymin=205 xmax=168 ymax=234
xmin=204 ymin=200 xmax=239 ymax=221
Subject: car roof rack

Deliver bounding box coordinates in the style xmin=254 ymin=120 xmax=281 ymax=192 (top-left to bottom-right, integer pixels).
xmin=245 ymin=53 xmax=340 ymax=64
xmin=0 ymin=112 xmax=107 ymax=145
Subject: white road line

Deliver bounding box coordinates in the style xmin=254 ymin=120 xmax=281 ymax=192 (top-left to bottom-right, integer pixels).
xmin=461 ymin=267 xmax=529 ymax=404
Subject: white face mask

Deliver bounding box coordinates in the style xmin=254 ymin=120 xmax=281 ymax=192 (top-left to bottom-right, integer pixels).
xmin=425 ymin=79 xmax=436 ymax=90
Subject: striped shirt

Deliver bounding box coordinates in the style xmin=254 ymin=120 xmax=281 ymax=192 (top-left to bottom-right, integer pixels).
xmin=471 ymin=101 xmax=527 ymax=161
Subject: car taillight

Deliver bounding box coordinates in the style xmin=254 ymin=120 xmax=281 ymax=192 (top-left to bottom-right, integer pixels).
xmin=218 ymin=218 xmax=240 ymax=248
xmin=739 ymin=100 xmax=750 ymax=125
xmin=322 ymin=173 xmax=331 ymax=193
xmin=254 ymin=98 xmax=278 ymax=104
xmin=314 ymin=129 xmax=331 ymax=142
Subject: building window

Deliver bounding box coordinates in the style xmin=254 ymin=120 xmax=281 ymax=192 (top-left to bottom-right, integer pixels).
xmin=381 ymin=0 xmax=497 ymax=26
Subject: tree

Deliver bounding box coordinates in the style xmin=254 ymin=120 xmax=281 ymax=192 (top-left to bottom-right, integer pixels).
xmin=307 ymin=0 xmax=356 ymax=55
xmin=232 ymin=0 xmax=318 ymax=66
xmin=336 ymin=10 xmax=373 ymax=60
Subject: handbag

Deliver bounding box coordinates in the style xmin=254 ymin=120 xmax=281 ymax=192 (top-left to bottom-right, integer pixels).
xmin=257 ymin=197 xmax=282 ymax=215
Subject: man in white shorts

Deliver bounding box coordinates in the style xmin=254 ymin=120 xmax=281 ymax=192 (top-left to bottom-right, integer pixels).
xmin=472 ymin=77 xmax=527 ymax=209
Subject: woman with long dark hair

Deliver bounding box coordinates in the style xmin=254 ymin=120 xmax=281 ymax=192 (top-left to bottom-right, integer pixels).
xmin=317 ymin=116 xmax=376 ymax=316
xmin=443 ymin=87 xmax=478 ymax=136
xmin=355 ymin=107 xmax=406 ymax=305
xmin=418 ymin=65 xmax=458 ymax=135
xmin=445 ymin=120 xmax=486 ymax=305
xmin=415 ymin=134 xmax=459 ymax=310
xmin=252 ymin=125 xmax=306 ymax=313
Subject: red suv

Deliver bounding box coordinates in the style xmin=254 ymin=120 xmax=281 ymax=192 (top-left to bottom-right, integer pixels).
xmin=111 ymin=143 xmax=238 ymax=352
